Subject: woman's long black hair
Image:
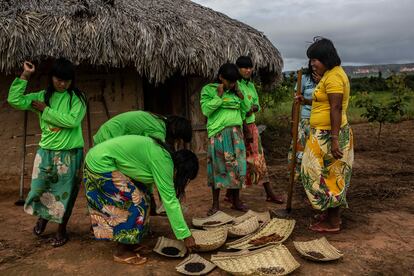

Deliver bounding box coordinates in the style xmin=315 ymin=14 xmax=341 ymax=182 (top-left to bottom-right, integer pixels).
xmin=149 ymin=113 xmax=193 ymax=143
xmin=44 ymin=58 xmax=87 ymax=107
xmin=152 ymin=137 xmax=199 ymax=199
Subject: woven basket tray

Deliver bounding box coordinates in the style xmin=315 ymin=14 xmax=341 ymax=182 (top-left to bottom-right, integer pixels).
xmin=211 ymin=244 xmax=300 ymax=275
xmin=153 ymin=236 xmax=187 ymax=258
xmin=228 ymin=216 xmax=260 ymax=237
xmin=226 ymin=218 xmax=295 ymax=250
xmin=293 ymin=237 xmax=343 ymax=261
xmin=233 ymin=210 xmax=271 ymax=225
xmin=192 ymin=211 xmax=234 ymax=228
xmin=192 ymin=227 xmax=228 ymax=252
xmin=176 ymin=254 xmax=216 ymax=275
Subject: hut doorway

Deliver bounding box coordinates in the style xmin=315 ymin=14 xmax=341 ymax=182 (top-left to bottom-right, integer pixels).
xmin=143 ymin=75 xmax=188 ymax=117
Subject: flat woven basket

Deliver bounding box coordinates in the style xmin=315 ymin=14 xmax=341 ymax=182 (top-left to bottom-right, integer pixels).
xmin=233 ymin=210 xmax=271 ymax=225
xmin=211 ymin=244 xmax=300 ymax=276
xmin=228 ymin=216 xmax=260 ymax=237
xmin=293 ymin=237 xmax=343 ymax=261
xmin=226 ymin=218 xmax=295 ymax=250
xmin=153 ymin=236 xmax=187 ymax=258
xmin=192 ymin=227 xmax=228 ymax=252
xmin=176 ymin=254 xmax=216 ymax=275
xmin=192 ymin=211 xmax=234 ymax=228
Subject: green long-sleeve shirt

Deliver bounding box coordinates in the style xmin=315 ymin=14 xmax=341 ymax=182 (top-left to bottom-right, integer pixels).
xmin=238 ymin=79 xmax=261 ymax=124
xmin=8 ymin=78 xmax=86 ymax=150
xmin=200 ymin=83 xmax=251 ymax=137
xmin=93 ymin=111 xmax=166 ymax=145
xmin=85 ymin=135 xmax=191 ymax=240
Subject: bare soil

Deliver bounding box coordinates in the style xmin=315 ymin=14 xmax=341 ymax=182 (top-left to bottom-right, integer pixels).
xmin=1 ymin=120 xmax=413 ymax=275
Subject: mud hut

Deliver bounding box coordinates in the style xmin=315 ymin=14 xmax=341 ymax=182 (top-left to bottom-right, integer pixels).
xmin=0 ymin=0 xmax=283 ymax=174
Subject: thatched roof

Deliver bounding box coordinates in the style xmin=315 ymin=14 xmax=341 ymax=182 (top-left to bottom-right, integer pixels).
xmin=0 ymin=0 xmax=283 ymax=84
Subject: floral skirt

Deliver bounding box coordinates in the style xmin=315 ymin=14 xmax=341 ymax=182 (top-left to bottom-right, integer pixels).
xmin=83 ymin=166 xmax=151 ymax=244
xmin=245 ymin=123 xmax=269 ymax=186
xmin=23 ymin=148 xmax=83 ymax=224
xmin=207 ymin=126 xmax=246 ymax=189
xmin=288 ymin=118 xmax=311 ymax=181
xmin=300 ymin=124 xmax=354 ymax=211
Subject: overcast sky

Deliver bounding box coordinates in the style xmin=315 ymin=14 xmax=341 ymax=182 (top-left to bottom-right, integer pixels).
xmin=192 ymin=0 xmax=414 ymax=71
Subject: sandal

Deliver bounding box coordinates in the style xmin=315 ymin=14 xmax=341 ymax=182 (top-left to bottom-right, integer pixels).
xmin=266 ymin=195 xmax=284 ymax=204
xmin=231 ymin=203 xmax=249 ymax=212
xmin=309 ymin=221 xmax=340 ymax=234
xmin=312 ymin=213 xmax=342 ymax=225
xmin=51 ymin=234 xmax=69 ymax=247
xmin=133 ymin=245 xmax=152 ymax=255
xmin=113 ymin=254 xmax=147 ymax=265
xmin=33 ymin=218 xmax=47 ymax=236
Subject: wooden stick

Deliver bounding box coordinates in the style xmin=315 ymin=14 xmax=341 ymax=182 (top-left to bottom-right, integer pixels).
xmin=286 ymin=69 xmax=303 ymax=212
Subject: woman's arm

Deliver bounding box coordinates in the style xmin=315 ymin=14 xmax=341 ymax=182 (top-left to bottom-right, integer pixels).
xmin=328 ymin=93 xmax=343 ymax=159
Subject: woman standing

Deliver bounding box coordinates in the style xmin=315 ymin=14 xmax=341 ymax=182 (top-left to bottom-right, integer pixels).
xmin=301 ymin=38 xmax=354 ymax=233
xmin=225 ymin=56 xmax=283 ymax=205
xmin=83 ymin=135 xmax=198 ymax=264
xmin=200 ymin=63 xmax=251 ymax=215
xmin=8 ymin=59 xmax=86 ymax=246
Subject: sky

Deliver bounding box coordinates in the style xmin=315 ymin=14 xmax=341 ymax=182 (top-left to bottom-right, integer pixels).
xmin=192 ymin=0 xmax=414 ymax=71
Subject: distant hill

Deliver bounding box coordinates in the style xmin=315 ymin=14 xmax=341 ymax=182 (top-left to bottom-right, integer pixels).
xmin=283 ymin=63 xmax=414 ymax=78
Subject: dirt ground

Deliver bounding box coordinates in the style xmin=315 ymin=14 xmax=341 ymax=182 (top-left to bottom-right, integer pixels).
xmin=0 ymin=120 xmax=413 ymax=275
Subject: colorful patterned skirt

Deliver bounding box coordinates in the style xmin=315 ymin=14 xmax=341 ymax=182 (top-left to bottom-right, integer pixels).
xmin=207 ymin=126 xmax=246 ymax=189
xmin=245 ymin=123 xmax=269 ymax=186
xmin=83 ymin=166 xmax=151 ymax=244
xmin=300 ymin=124 xmax=354 ymax=211
xmin=288 ymin=118 xmax=311 ymax=181
xmin=23 ymin=148 xmax=83 ymax=224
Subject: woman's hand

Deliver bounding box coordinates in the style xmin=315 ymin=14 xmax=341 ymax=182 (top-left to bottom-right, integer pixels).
xmin=184 ymin=235 xmax=198 ymax=252
xmin=21 ymin=61 xmax=35 ymax=80
xmin=294 ymin=94 xmax=305 ymax=104
xmin=331 ymin=137 xmax=343 ymax=159
xmin=217 ymin=84 xmax=224 ymax=97
xmin=312 ymin=72 xmax=322 ymax=83
xmin=31 ymin=100 xmax=47 ymax=112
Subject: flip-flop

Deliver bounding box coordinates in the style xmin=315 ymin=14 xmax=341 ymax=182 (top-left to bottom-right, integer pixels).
xmin=231 ymin=203 xmax=249 ymax=212
xmin=207 ymin=208 xmax=219 ymax=216
xmin=266 ymin=196 xmax=284 ymax=204
xmin=113 ymin=254 xmax=147 ymax=265
xmin=33 ymin=219 xmax=47 ymax=236
xmin=309 ymin=221 xmax=340 ymax=234
xmin=51 ymin=235 xmax=69 ymax=247
xmin=133 ymin=245 xmax=152 ymax=254
xmin=312 ymin=213 xmax=342 ymax=225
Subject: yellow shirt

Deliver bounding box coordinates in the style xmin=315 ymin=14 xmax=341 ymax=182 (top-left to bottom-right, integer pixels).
xmin=310 ymin=66 xmax=350 ymax=129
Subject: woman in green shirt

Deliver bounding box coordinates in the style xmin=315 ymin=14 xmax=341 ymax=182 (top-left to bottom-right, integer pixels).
xmin=93 ymin=110 xmax=192 ymax=147
xmin=7 ymin=59 xmax=87 ymax=247
xmin=200 ymin=63 xmax=251 ymax=215
xmin=83 ymin=135 xmax=199 ymax=264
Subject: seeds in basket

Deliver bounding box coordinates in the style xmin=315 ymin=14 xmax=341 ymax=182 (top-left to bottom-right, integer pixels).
xmin=202 ymin=221 xmax=222 ymax=226
xmin=257 ymin=266 xmax=285 ymax=274
xmin=306 ymin=251 xmax=326 ymax=259
xmin=248 ymin=233 xmax=283 ymax=246
xmin=184 ymin=262 xmax=206 ymax=273
xmin=161 ymin=246 xmax=181 ymax=256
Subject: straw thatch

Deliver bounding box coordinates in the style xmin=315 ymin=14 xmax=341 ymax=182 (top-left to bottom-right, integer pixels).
xmin=0 ymin=0 xmax=283 ymax=84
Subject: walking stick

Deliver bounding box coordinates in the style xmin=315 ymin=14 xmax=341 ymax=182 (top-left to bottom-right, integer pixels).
xmin=15 ymin=110 xmax=28 ymax=206
xmin=271 ymin=69 xmax=303 ymax=218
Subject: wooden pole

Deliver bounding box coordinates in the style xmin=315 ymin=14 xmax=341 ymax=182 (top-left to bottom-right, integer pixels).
xmin=286 ymin=69 xmax=303 ymax=212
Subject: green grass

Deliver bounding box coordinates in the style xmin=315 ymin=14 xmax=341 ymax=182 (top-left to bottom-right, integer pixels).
xmin=256 ymin=91 xmax=414 ymax=126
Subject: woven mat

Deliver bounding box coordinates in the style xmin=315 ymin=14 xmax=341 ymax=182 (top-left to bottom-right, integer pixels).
xmin=228 ymin=216 xmax=260 ymax=237
xmin=226 ymin=218 xmax=295 ymax=250
xmin=191 ymin=227 xmax=228 ymax=252
xmin=211 ymin=244 xmax=300 ymax=275
xmin=192 ymin=211 xmax=234 ymax=228
xmin=233 ymin=210 xmax=271 ymax=225
xmin=293 ymin=237 xmax=343 ymax=261
xmin=176 ymin=254 xmax=216 ymax=275
xmin=153 ymin=236 xmax=187 ymax=258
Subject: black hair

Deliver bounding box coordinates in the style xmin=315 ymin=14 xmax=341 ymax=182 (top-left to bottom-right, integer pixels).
xmin=217 ymin=63 xmax=240 ymax=83
xmin=165 ymin=115 xmax=192 ymax=143
xmin=172 ymin=149 xmax=199 ymax=199
xmin=302 ymin=60 xmax=316 ymax=84
xmin=306 ymin=37 xmax=341 ymax=70
xmin=44 ymin=57 xmax=87 ymax=108
xmin=236 ymin=56 xmax=253 ymax=69
xmin=150 ymin=139 xmax=198 ymax=199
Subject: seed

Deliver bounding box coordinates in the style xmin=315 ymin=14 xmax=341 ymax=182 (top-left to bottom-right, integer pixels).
xmin=184 ymin=262 xmax=206 ymax=272
xmin=306 ymin=251 xmax=325 ymax=259
xmin=257 ymin=266 xmax=285 ymax=274
xmin=202 ymin=220 xmax=221 ymax=226
xmin=249 ymin=233 xmax=283 ymax=246
xmin=161 ymin=246 xmax=180 ymax=256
